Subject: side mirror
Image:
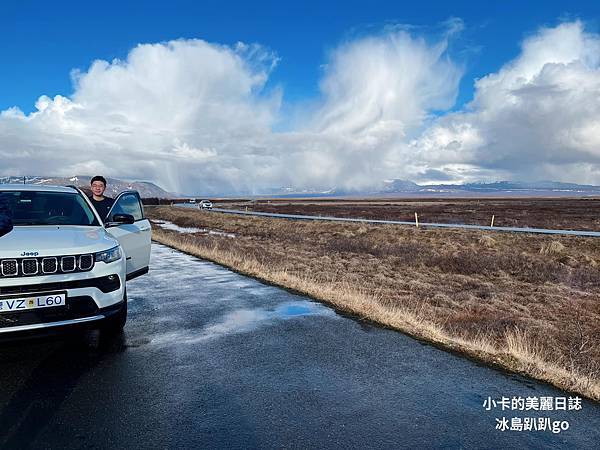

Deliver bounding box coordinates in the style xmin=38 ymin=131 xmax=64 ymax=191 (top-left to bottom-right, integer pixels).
xmin=106 ymin=213 xmax=135 ymax=227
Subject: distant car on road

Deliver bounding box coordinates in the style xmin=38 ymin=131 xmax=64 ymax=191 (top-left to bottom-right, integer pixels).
xmin=199 ymin=200 xmax=213 ymax=210
xmin=188 ymin=199 xmax=196 ymax=204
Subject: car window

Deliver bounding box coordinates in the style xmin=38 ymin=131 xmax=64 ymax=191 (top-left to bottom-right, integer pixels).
xmin=2 ymin=191 xmax=100 ymax=226
xmin=109 ymin=193 xmax=144 ymax=221
xmin=0 ymin=193 xmax=13 ymax=237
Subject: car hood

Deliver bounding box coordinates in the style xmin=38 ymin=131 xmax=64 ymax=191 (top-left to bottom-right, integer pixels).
xmin=0 ymin=225 xmax=117 ymax=258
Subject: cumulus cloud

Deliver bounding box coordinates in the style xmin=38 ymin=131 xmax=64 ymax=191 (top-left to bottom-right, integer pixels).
xmin=0 ymin=39 xmax=281 ymax=193
xmin=0 ymin=26 xmax=462 ymax=194
xmin=4 ymin=20 xmax=598 ymax=193
xmin=314 ymin=27 xmax=461 ymax=136
xmin=410 ymin=21 xmax=600 ymax=184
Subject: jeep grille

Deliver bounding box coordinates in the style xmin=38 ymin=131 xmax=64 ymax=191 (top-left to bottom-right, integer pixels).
xmin=0 ymin=255 xmax=95 ymax=278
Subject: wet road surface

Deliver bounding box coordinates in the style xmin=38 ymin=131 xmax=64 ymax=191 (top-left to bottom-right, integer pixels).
xmin=1 ymin=243 xmax=599 ymax=449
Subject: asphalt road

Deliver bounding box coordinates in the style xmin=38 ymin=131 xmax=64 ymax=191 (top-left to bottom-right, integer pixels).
xmin=0 ymin=243 xmax=599 ymax=449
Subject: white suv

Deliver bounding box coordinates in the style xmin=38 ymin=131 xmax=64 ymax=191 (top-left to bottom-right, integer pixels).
xmin=0 ymin=185 xmax=151 ymax=338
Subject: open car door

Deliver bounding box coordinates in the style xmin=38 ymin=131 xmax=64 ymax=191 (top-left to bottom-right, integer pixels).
xmin=105 ymin=191 xmax=151 ymax=280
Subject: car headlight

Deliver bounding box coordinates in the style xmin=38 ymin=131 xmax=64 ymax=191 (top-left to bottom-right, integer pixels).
xmin=95 ymin=246 xmax=122 ymax=263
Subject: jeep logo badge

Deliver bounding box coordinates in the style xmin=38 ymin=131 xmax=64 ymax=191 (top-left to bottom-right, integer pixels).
xmin=20 ymin=251 xmax=39 ymax=257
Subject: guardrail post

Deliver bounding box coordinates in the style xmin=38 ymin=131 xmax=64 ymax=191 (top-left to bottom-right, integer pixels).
xmin=415 ymin=212 xmax=419 ymax=228
xmin=490 ymin=215 xmax=495 ymax=227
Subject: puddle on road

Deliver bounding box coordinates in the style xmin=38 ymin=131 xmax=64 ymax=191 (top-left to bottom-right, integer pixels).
xmin=131 ymin=244 xmax=338 ymax=348
xmin=276 ymin=304 xmax=313 ymax=317
xmin=149 ymin=301 xmax=335 ymax=347
xmin=151 ymin=220 xmax=235 ymax=238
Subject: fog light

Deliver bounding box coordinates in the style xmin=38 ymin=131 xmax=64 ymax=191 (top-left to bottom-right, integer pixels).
xmin=97 ymin=274 xmax=121 ymax=293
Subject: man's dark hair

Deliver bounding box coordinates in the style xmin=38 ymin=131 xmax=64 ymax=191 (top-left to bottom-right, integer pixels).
xmin=91 ymin=175 xmax=107 ymax=186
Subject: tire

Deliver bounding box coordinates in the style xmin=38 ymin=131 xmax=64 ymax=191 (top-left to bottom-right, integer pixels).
xmin=101 ymin=292 xmax=127 ymax=335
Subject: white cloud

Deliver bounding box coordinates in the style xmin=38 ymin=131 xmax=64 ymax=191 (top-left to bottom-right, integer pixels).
xmin=314 ymin=28 xmax=462 ymax=137
xmin=410 ymin=21 xmax=600 ymax=184
xmin=0 ymin=26 xmax=463 ymax=194
xmin=6 ymin=21 xmax=600 ymax=193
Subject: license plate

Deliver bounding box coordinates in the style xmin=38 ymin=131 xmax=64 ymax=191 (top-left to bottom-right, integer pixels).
xmin=0 ymin=293 xmax=66 ymax=313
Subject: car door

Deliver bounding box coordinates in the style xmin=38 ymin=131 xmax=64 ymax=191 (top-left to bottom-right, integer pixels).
xmin=106 ymin=191 xmax=151 ymax=280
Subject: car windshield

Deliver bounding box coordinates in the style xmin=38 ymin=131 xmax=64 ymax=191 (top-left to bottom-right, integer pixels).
xmin=1 ymin=191 xmax=100 ymax=226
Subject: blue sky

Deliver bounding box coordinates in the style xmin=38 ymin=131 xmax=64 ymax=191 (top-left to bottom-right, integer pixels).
xmin=2 ymin=0 xmax=598 ymax=113
xmin=2 ymin=1 xmax=600 ymax=193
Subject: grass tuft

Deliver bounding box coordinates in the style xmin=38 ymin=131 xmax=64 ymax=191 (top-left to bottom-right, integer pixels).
xmin=540 ymin=240 xmax=566 ymax=255
xmin=478 ymin=235 xmax=497 ymax=248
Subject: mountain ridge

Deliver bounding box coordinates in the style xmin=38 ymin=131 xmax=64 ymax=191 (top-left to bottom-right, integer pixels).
xmin=260 ymin=179 xmax=600 ymax=197
xmin=2 ymin=176 xmax=600 ymax=198
xmin=0 ymin=176 xmax=175 ymax=198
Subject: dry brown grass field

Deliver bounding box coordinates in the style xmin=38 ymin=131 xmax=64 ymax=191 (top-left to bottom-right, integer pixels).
xmin=147 ymin=204 xmax=600 ymax=401
xmin=218 ymin=197 xmax=600 ymax=231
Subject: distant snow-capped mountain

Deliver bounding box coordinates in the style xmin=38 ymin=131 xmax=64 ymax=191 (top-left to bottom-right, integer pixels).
xmin=380 ymin=179 xmax=421 ymax=192
xmin=5 ymin=175 xmax=596 ymax=198
xmin=259 ymin=179 xmax=600 ymax=197
xmin=451 ymin=181 xmax=600 ymax=192
xmin=0 ymin=176 xmax=174 ymax=198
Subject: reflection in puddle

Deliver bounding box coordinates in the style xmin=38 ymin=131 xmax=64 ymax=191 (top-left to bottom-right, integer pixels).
xmin=150 ymin=301 xmax=335 ymax=346
xmin=151 ymin=220 xmax=235 ymax=238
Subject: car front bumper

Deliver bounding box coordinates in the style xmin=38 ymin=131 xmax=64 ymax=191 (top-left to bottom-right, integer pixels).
xmin=0 ymin=258 xmax=126 ymax=335
xmin=0 ymin=300 xmax=125 ymax=339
